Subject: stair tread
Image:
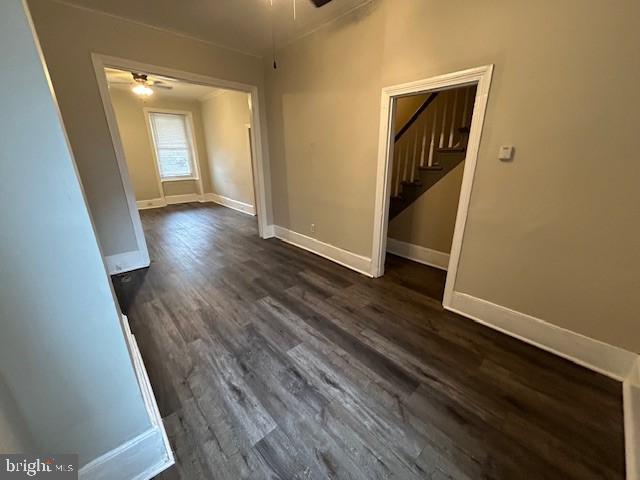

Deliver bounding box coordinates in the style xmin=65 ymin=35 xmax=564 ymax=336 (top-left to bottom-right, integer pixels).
xmin=401 ymin=180 xmax=422 ymax=186
xmin=419 ymin=165 xmax=443 ymax=171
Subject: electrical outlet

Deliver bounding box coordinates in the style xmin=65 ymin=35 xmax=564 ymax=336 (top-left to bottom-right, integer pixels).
xmin=310 ymin=223 xmax=316 ymax=233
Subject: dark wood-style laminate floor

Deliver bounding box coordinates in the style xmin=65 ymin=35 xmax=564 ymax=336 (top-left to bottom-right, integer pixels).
xmin=112 ymin=203 xmax=625 ymax=480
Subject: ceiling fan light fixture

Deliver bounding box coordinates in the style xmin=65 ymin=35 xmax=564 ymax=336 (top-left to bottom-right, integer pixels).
xmin=132 ymin=83 xmax=154 ymax=97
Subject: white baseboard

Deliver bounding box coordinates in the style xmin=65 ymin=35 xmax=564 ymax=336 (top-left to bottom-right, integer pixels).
xmin=625 ymin=359 xmax=640 ymax=480
xmin=79 ymin=427 xmax=171 ymax=480
xmin=386 ymin=238 xmax=450 ymax=271
xmin=137 ymin=194 xmax=256 ymax=217
xmin=273 ymin=226 xmax=372 ymax=277
xmin=136 ymin=198 xmax=166 ymax=210
xmin=446 ymin=291 xmax=638 ymax=381
xmin=80 ymin=317 xmax=173 ymax=479
xmin=105 ymin=250 xmax=149 ymax=275
xmin=136 ymin=194 xmax=203 ymax=209
xmin=262 ymin=224 xmax=276 ymax=239
xmin=205 ymin=193 xmax=256 ymax=216
xmin=165 ymin=193 xmax=203 ymax=205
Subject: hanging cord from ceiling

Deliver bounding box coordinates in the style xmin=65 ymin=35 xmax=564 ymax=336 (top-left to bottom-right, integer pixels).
xmin=270 ymin=0 xmax=298 ymax=70
xmin=270 ymin=0 xmax=277 ymax=69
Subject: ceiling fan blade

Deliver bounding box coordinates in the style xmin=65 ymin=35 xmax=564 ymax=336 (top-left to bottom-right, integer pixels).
xmin=309 ymin=0 xmax=332 ymax=6
xmin=151 ymin=74 xmax=180 ymax=83
xmin=153 ymin=84 xmax=173 ymax=90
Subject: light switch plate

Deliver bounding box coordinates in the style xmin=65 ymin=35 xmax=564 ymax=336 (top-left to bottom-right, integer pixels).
xmin=499 ymin=145 xmax=514 ymax=161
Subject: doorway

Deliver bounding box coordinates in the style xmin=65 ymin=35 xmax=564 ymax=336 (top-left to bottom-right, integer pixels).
xmin=371 ymin=66 xmax=494 ymax=307
xmin=91 ymin=54 xmax=271 ymax=274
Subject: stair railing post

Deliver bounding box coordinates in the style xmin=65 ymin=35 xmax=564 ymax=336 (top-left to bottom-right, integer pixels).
xmin=449 ymin=89 xmax=458 ymax=148
xmin=428 ymin=103 xmax=437 ymax=167
xmin=411 ymin=129 xmax=419 ymax=182
xmin=439 ymin=92 xmax=448 ymax=149
xmin=419 ymin=121 xmax=428 ymax=167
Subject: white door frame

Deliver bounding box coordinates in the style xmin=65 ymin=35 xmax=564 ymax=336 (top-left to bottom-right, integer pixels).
xmin=370 ymin=65 xmax=494 ymax=307
xmin=91 ymin=53 xmax=273 ymax=268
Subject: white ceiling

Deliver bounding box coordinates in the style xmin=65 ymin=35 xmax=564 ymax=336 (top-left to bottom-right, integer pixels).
xmin=105 ymin=68 xmax=226 ymax=101
xmin=56 ymin=0 xmax=372 ymax=56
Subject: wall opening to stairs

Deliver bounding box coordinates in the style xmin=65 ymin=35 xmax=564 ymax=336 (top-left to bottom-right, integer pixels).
xmin=371 ymin=66 xmax=494 ymax=306
xmin=386 ymin=85 xmax=476 ymax=284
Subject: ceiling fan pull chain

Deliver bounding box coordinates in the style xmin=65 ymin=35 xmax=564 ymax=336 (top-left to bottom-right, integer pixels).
xmin=271 ymin=0 xmax=277 ymax=69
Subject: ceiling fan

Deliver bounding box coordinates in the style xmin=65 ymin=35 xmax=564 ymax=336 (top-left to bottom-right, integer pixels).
xmin=309 ymin=0 xmax=333 ymax=6
xmin=109 ymin=72 xmax=175 ymax=96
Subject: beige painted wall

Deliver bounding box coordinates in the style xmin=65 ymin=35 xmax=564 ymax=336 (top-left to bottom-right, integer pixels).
xmin=388 ymin=162 xmax=464 ymax=254
xmin=28 ymin=0 xmax=270 ymax=256
xmin=109 ymin=89 xmax=211 ymax=201
xmin=265 ymin=0 xmax=640 ymax=353
xmin=201 ymin=91 xmax=255 ymax=206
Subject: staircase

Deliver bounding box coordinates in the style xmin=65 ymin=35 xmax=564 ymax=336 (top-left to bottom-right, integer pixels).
xmin=390 ymin=86 xmax=476 ymax=220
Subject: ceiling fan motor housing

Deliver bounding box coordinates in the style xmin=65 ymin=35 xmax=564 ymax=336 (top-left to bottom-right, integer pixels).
xmin=132 ymin=72 xmax=148 ymax=83
xmin=310 ymin=0 xmax=333 ymax=7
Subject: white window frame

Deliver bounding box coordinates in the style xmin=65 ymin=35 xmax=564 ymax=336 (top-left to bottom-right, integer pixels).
xmin=144 ymin=108 xmax=202 ymax=183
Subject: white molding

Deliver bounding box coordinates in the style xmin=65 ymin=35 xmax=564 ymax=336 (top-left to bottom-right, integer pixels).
xmin=370 ymin=66 xmax=494 ymax=312
xmin=165 ymin=193 xmax=203 ymax=205
xmin=137 ymin=198 xmax=166 ymax=210
xmin=205 ymin=193 xmax=255 ymax=215
xmin=79 ymin=427 xmax=170 ymax=480
xmin=80 ymin=316 xmax=173 ymax=480
xmin=625 ymin=359 xmax=640 ymax=480
xmin=105 ymin=250 xmax=149 ymax=275
xmin=136 ymin=194 xmax=256 ymax=216
xmin=273 ymin=226 xmax=372 ymax=277
xmin=262 ymin=224 xmax=276 ymax=239
xmin=386 ymin=238 xmax=450 ymax=271
xmin=446 ymin=291 xmax=638 ymax=381
xmin=91 ymin=57 xmax=151 ymax=272
xmin=91 ymin=53 xmax=272 ymax=243
xmin=51 ymin=0 xmax=262 ymax=59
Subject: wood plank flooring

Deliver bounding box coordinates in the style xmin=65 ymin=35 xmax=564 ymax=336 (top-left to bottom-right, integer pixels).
xmin=112 ymin=203 xmax=625 ymax=479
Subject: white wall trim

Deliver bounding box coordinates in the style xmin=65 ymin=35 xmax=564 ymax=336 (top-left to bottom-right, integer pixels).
xmin=273 ymin=226 xmax=372 ymax=277
xmin=79 ymin=427 xmax=170 ymax=480
xmin=136 ymin=194 xmax=256 ymax=217
xmin=105 ymin=250 xmax=149 ymax=275
xmin=80 ymin=316 xmax=173 ymax=479
xmin=136 ymin=198 xmax=167 ymax=210
xmin=51 ymin=0 xmax=261 ymax=59
xmin=624 ymin=359 xmax=640 ymax=480
xmin=386 ymin=238 xmax=449 ymax=271
xmin=91 ymin=58 xmax=151 ymax=274
xmin=370 ymin=66 xmax=494 ymax=312
xmin=446 ymin=291 xmax=638 ymax=381
xmin=205 ymin=193 xmax=255 ymax=215
xmin=263 ymin=224 xmax=276 ymax=239
xmin=165 ymin=193 xmax=204 ymax=205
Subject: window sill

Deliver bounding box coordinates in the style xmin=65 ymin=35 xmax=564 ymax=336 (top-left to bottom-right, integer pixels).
xmin=160 ymin=177 xmax=199 ymax=183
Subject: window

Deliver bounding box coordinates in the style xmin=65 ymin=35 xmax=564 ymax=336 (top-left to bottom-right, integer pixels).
xmin=148 ymin=112 xmax=197 ymax=180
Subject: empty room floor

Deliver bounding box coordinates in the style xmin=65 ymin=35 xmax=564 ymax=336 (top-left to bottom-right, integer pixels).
xmin=112 ymin=203 xmax=625 ymax=479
